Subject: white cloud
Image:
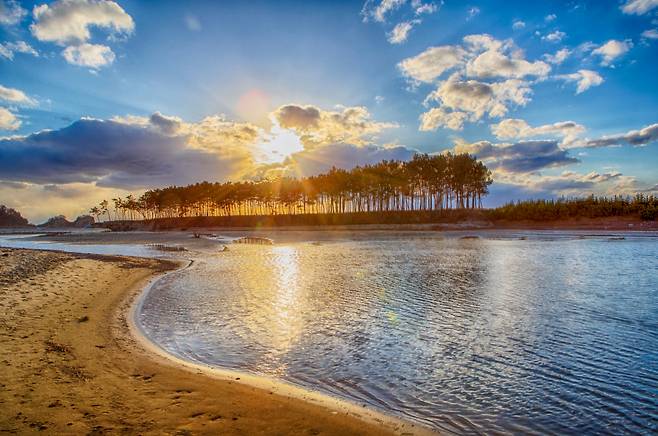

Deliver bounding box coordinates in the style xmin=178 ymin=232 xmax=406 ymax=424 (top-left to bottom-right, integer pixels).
xmin=387 ymin=19 xmax=421 ymax=44
xmin=556 ymin=69 xmax=604 ymax=94
xmin=642 ymin=29 xmax=658 ymax=39
xmin=272 ymin=104 xmax=398 ymax=149
xmin=545 ymin=14 xmax=557 ymax=22
xmin=467 ymin=6 xmax=480 ymax=20
xmin=423 ymin=74 xmax=532 ymax=126
xmin=543 ymin=48 xmax=571 ymax=64
xmin=542 ymin=30 xmax=566 ymax=43
xmin=591 ymin=39 xmax=633 ymax=66
xmin=400 ymin=34 xmax=550 ymax=84
xmin=413 ymin=1 xmax=439 ymax=15
xmin=62 ymin=43 xmax=115 ymax=68
xmin=362 ymin=0 xmax=406 ymax=23
xmin=0 ymin=0 xmax=26 ymax=25
xmin=0 ymin=107 xmax=20 ymax=130
xmin=30 ymin=0 xmax=135 ymax=45
xmin=419 ymin=107 xmax=468 ymax=131
xmin=466 ymin=43 xmax=551 ymax=79
xmin=512 ymin=20 xmax=525 ymax=30
xmin=402 ymin=34 xmax=554 ymax=130
xmin=491 ymin=118 xmax=586 ymax=145
xmin=0 ymin=41 xmax=39 ymax=60
xmin=0 ymin=84 xmax=36 ymax=105
xmin=500 ymin=171 xmax=635 ymax=197
xmin=621 ymin=0 xmax=658 ymax=15
xmin=398 ymin=45 xmax=467 ymax=83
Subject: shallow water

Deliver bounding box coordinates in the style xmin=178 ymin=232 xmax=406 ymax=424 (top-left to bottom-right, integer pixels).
xmin=134 ymin=231 xmax=658 ymax=434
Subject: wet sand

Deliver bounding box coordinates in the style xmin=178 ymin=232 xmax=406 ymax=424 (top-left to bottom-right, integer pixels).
xmin=0 ymin=248 xmax=426 ymax=435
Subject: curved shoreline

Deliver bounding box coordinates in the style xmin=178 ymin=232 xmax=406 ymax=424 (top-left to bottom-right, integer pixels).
xmin=127 ymin=256 xmax=436 ymax=435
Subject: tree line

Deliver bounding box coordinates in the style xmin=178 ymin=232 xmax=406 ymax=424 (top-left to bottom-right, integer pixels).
xmin=89 ymin=153 xmax=493 ymax=221
xmin=488 ymin=194 xmax=658 ymax=221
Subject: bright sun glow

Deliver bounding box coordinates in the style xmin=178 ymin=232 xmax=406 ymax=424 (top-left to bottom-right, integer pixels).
xmin=255 ymin=121 xmax=304 ymax=164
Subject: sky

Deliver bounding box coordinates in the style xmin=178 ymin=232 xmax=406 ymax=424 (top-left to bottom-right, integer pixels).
xmin=0 ymin=0 xmax=657 ymax=223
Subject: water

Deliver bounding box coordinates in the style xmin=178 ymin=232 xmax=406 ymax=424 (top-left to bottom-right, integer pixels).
xmin=0 ymin=233 xmax=159 ymax=257
xmin=3 ymin=230 xmax=657 ymax=433
xmin=135 ymin=232 xmax=658 ymax=434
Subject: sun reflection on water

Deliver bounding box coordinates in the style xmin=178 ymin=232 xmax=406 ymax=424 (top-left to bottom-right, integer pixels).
xmin=244 ymin=245 xmax=304 ymax=376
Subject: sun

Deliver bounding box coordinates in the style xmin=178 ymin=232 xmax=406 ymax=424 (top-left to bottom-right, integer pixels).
xmin=255 ymin=122 xmax=304 ymax=164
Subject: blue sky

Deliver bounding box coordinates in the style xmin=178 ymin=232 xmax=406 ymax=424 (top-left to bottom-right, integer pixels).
xmin=1 ymin=0 xmax=657 ymax=222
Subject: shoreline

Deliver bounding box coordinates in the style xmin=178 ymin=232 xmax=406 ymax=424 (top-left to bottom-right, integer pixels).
xmin=0 ymin=247 xmax=433 ymax=435
xmin=3 ymin=215 xmax=657 ymax=235
xmin=129 ymin=259 xmax=434 ymax=435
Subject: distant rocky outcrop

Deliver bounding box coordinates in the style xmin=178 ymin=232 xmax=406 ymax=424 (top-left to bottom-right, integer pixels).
xmin=38 ymin=214 xmax=95 ymax=228
xmin=0 ymin=205 xmax=31 ymax=227
xmin=38 ymin=215 xmax=70 ymax=228
xmin=72 ymin=215 xmax=95 ymax=227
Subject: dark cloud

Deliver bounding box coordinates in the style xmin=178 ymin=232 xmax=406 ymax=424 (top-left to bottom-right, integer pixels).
xmin=582 ymin=123 xmax=658 ymax=148
xmin=285 ymin=143 xmax=417 ymax=177
xmin=274 ymin=105 xmax=321 ymax=129
xmin=149 ymin=112 xmax=182 ymax=135
xmin=460 ymin=139 xmax=579 ymax=173
xmin=0 ymin=118 xmax=250 ymax=188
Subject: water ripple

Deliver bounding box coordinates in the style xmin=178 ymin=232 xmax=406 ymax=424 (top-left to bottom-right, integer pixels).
xmin=138 ymin=233 xmax=658 ymax=434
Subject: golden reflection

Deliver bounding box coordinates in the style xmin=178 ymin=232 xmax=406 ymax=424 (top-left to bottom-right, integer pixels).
xmin=241 ymin=245 xmax=305 ymax=376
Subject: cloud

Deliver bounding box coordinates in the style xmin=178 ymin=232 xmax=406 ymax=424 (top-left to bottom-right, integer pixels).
xmin=556 ymin=69 xmax=604 ymax=94
xmin=543 ymin=48 xmax=571 ymax=64
xmin=642 ymin=29 xmax=658 ymax=39
xmin=591 ymin=39 xmax=633 ymax=66
xmin=419 ymin=107 xmax=469 ymax=131
xmin=542 ymin=30 xmax=566 ymax=43
xmin=453 ymin=139 xmax=579 ymax=173
xmin=0 ymin=181 xmax=137 ymax=224
xmin=491 ymin=118 xmax=585 ymax=144
xmin=387 ymin=19 xmax=421 ymax=44
xmin=422 ymin=74 xmax=532 ymax=128
xmin=465 ymin=42 xmax=551 ymax=79
xmin=400 ymin=34 xmax=550 ymax=84
xmin=112 ymin=112 xmax=261 ymax=153
xmin=621 ymin=0 xmax=658 ymax=15
xmin=0 ymin=41 xmax=38 ymax=60
xmin=413 ymin=1 xmax=439 ymax=15
xmin=62 ymin=43 xmax=115 ymax=68
xmin=573 ymin=123 xmax=658 ymax=148
xmin=513 ymin=171 xmax=637 ymax=195
xmin=361 ymin=0 xmax=406 ymax=23
xmin=0 ymin=84 xmax=36 ymax=105
xmin=466 ymin=7 xmax=480 ymax=20
xmin=512 ymin=20 xmax=525 ymax=30
xmin=403 ymin=34 xmax=555 ymax=131
xmin=485 ymin=170 xmax=641 ymax=205
xmin=0 ymin=0 xmax=26 ymax=25
xmin=398 ymin=45 xmax=467 ymax=83
xmin=279 ymin=143 xmax=417 ymax=178
xmin=30 ymin=0 xmax=134 ymax=45
xmin=545 ymin=14 xmax=557 ymax=22
xmin=0 ymin=116 xmax=256 ymax=188
xmin=272 ymin=104 xmax=397 ymax=149
xmin=0 ymin=107 xmax=20 ymax=130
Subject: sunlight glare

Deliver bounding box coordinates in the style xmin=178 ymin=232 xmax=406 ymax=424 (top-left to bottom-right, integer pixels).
xmin=255 ymin=121 xmax=304 ymax=164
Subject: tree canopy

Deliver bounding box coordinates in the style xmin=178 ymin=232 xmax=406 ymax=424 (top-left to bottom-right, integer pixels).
xmin=94 ymin=153 xmax=493 ymax=220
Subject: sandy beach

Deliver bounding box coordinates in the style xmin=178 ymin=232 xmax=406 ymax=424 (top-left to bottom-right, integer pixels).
xmin=0 ymin=248 xmax=424 ymax=435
